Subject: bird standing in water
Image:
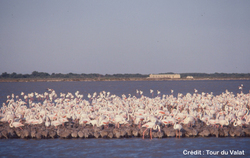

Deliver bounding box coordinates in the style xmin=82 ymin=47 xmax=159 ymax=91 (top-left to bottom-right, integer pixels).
xmin=174 ymin=122 xmax=182 ymax=138
xmin=142 ymin=121 xmax=160 ymax=139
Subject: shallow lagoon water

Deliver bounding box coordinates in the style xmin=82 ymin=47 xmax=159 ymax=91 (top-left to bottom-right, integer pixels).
xmin=0 ymin=137 xmax=249 ymax=157
xmin=0 ymin=80 xmax=250 ymax=157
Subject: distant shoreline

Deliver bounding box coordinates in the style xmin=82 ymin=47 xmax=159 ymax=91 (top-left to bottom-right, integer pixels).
xmin=0 ymin=77 xmax=249 ymax=82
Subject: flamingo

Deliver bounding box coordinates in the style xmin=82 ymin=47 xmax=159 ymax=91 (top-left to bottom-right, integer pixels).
xmin=173 ymin=122 xmax=182 ymax=138
xmin=89 ymin=119 xmax=98 ymax=128
xmin=219 ymin=119 xmax=229 ymax=128
xmin=150 ymin=89 xmax=154 ymax=97
xmin=113 ymin=115 xmax=125 ymax=128
xmin=182 ymin=116 xmax=195 ymax=127
xmin=157 ymin=90 xmax=161 ymax=97
xmin=171 ymin=89 xmax=174 ymax=95
xmin=6 ymin=113 xmax=15 ymax=124
xmin=9 ymin=120 xmax=24 ymax=130
xmin=233 ymin=118 xmax=245 ymax=128
xmin=140 ymin=90 xmax=143 ymax=97
xmin=99 ymin=118 xmax=109 ymax=128
xmin=142 ymin=121 xmax=160 ymax=139
xmin=51 ymin=119 xmax=62 ymax=128
xmin=27 ymin=117 xmax=43 ymax=125
xmin=160 ymin=116 xmax=172 ymax=126
xmin=45 ymin=116 xmax=51 ymax=128
xmin=79 ymin=117 xmax=90 ymax=125
xmin=88 ymin=93 xmax=92 ymax=101
xmin=136 ymin=89 xmax=139 ymax=97
xmin=134 ymin=115 xmax=145 ymax=128
xmin=239 ymin=84 xmax=243 ymax=93
xmin=194 ymin=89 xmax=198 ymax=94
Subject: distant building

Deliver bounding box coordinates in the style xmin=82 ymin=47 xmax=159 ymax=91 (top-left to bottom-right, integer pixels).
xmin=148 ymin=74 xmax=181 ymax=79
xmin=186 ymin=76 xmax=194 ymax=79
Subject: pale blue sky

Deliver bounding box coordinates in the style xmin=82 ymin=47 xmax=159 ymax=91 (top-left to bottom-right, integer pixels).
xmin=0 ymin=0 xmax=250 ymax=75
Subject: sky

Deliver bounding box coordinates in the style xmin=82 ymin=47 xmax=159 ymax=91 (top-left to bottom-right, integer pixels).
xmin=0 ymin=0 xmax=250 ymax=75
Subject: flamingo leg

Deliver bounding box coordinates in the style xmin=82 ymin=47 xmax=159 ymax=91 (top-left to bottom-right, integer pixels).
xmin=179 ymin=129 xmax=181 ymax=138
xmin=142 ymin=128 xmax=148 ymax=139
xmin=150 ymin=128 xmax=152 ymax=139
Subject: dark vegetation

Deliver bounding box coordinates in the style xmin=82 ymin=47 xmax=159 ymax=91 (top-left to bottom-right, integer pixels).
xmin=0 ymin=71 xmax=148 ymax=79
xmin=0 ymin=71 xmax=250 ymax=80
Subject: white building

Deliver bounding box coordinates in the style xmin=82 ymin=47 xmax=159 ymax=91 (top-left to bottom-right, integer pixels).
xmin=148 ymin=74 xmax=181 ymax=79
xmin=186 ymin=76 xmax=194 ymax=79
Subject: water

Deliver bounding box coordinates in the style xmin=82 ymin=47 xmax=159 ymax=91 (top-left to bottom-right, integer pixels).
xmin=0 ymin=80 xmax=250 ymax=157
xmin=0 ymin=138 xmax=249 ymax=157
xmin=1 ymin=80 xmax=249 ymax=104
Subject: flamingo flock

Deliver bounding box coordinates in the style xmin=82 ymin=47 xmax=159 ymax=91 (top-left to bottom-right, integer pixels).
xmin=0 ymin=86 xmax=250 ymax=139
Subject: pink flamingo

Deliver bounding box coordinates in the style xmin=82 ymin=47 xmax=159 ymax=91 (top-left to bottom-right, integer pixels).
xmin=9 ymin=120 xmax=24 ymax=130
xmin=142 ymin=121 xmax=160 ymax=139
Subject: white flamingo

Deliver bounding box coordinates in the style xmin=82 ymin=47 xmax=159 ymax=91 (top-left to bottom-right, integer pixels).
xmin=142 ymin=121 xmax=160 ymax=139
xmin=9 ymin=120 xmax=24 ymax=130
xmin=173 ymin=122 xmax=182 ymax=138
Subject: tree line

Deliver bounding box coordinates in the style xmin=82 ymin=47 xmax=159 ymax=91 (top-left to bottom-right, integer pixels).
xmin=0 ymin=71 xmax=250 ymax=79
xmin=0 ymin=71 xmax=149 ymax=79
